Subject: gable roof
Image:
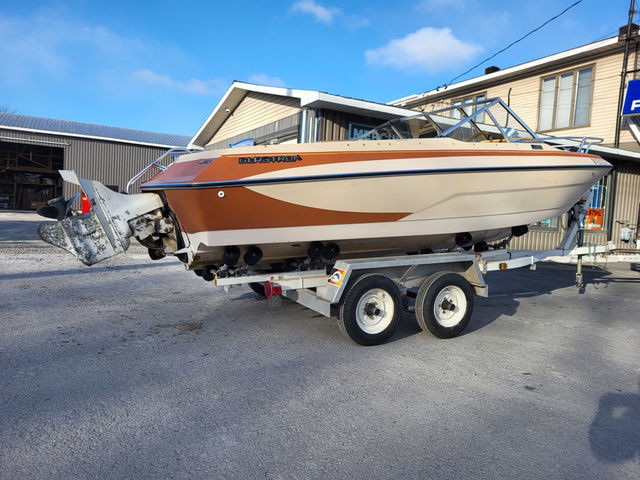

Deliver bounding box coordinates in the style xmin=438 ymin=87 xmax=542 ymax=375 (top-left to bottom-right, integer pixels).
xmin=189 ymin=81 xmax=416 ymax=148
xmin=0 ymin=111 xmax=191 ymax=148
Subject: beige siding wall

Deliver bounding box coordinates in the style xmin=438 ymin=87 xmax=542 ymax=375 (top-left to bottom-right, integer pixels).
xmin=418 ymin=51 xmax=640 ymax=149
xmin=207 ymin=92 xmax=300 ymax=147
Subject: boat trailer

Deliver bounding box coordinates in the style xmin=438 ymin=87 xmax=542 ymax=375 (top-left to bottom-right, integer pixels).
xmin=213 ymin=203 xmax=607 ymax=346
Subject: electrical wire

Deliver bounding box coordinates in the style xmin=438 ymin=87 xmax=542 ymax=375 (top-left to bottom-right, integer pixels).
xmin=441 ymin=0 xmax=584 ymax=89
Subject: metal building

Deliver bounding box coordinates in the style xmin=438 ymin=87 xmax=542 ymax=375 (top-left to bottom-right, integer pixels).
xmin=0 ymin=112 xmax=190 ymax=210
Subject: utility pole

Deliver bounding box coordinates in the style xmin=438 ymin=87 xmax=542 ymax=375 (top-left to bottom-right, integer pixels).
xmin=614 ymin=0 xmax=636 ymax=148
xmin=609 ymin=0 xmax=636 ymax=240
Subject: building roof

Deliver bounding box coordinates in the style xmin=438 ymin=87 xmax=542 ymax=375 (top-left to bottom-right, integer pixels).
xmin=0 ymin=111 xmax=191 ymax=148
xmin=189 ymin=81 xmax=416 ymax=148
xmin=390 ymin=36 xmax=621 ymax=107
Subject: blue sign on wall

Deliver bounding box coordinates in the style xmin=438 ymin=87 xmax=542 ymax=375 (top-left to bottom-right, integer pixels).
xmin=622 ymin=79 xmax=640 ymax=116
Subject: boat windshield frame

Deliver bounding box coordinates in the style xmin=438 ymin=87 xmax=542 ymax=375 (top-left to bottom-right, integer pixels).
xmin=355 ymin=97 xmax=603 ymax=153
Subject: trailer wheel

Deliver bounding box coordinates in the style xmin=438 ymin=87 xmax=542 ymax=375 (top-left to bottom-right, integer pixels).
xmin=338 ymin=273 xmax=402 ymax=346
xmin=248 ymin=282 xmax=266 ymax=297
xmin=415 ymin=272 xmax=474 ymax=339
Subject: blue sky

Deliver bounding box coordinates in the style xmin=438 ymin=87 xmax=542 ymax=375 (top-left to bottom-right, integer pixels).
xmin=0 ymin=0 xmax=633 ymax=136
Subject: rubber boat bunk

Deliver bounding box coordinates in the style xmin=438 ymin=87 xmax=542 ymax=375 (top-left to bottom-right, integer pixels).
xmin=36 ymin=98 xmax=611 ymax=345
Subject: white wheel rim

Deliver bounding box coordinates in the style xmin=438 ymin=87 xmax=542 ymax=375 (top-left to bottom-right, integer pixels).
xmin=355 ymin=288 xmax=394 ymax=335
xmin=433 ymin=285 xmax=466 ymax=328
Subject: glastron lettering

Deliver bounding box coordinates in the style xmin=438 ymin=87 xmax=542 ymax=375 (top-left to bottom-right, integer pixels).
xmin=238 ymin=155 xmax=302 ymax=164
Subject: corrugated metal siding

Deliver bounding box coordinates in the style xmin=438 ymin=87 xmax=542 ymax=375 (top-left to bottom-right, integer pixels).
xmin=318 ymin=111 xmax=389 ymax=141
xmin=610 ymin=161 xmax=640 ymax=245
xmin=509 ymin=227 xmax=564 ymax=250
xmin=508 ymin=219 xmax=608 ymax=250
xmin=0 ymin=128 xmax=168 ymax=198
xmin=207 ymin=92 xmax=300 ymax=146
xmin=319 ymin=110 xmax=349 ymax=141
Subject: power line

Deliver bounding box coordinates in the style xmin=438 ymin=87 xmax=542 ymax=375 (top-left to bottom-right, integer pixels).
xmin=441 ymin=0 xmax=584 ymax=89
xmin=593 ymin=29 xmax=619 ymax=42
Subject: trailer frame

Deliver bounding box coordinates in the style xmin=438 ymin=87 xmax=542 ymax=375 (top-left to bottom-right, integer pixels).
xmin=211 ymin=195 xmax=608 ymax=345
xmin=214 ymin=244 xmax=606 ymax=314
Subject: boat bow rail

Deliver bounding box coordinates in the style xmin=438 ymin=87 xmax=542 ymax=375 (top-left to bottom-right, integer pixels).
xmin=515 ymin=136 xmax=604 ymax=154
xmin=126 ymin=148 xmax=195 ymax=193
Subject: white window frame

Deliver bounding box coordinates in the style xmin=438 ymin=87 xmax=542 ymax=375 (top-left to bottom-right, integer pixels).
xmin=537 ymin=66 xmax=594 ymax=132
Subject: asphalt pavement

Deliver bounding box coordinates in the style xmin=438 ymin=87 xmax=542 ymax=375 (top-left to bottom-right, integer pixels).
xmin=1 ymin=212 xmax=639 ymax=479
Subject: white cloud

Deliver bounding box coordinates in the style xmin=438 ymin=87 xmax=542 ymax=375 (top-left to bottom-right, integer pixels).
xmin=291 ymin=1 xmax=341 ymax=24
xmin=247 ymin=74 xmax=286 ymax=87
xmin=365 ymin=27 xmax=482 ymax=72
xmin=0 ymin=11 xmax=145 ymax=84
xmin=132 ymin=69 xmax=227 ymax=95
xmin=0 ymin=14 xmax=67 ymax=82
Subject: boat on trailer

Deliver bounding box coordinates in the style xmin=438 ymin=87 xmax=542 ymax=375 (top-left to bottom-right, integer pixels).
xmin=38 ymin=97 xmax=610 ymax=273
xmin=35 ymin=98 xmax=612 ymax=345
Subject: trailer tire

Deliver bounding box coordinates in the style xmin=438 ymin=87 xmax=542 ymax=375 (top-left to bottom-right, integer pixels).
xmin=415 ymin=272 xmax=474 ymax=339
xmin=338 ymin=273 xmax=402 ymax=346
xmin=248 ymin=282 xmax=266 ymax=297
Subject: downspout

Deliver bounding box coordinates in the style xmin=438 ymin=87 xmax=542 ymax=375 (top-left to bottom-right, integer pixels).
xmin=299 ymin=109 xmax=307 ymax=143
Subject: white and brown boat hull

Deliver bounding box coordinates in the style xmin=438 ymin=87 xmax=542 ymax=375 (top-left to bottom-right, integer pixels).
xmin=139 ymin=139 xmax=611 ymax=269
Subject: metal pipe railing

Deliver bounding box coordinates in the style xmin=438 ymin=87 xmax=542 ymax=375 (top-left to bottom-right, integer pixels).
xmin=126 ymin=148 xmax=193 ymax=193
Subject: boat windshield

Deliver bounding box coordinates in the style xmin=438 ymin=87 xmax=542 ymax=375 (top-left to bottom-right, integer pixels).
xmin=356 ymin=97 xmax=537 ymax=143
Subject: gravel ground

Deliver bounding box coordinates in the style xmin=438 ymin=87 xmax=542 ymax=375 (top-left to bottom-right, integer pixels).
xmin=1 ymin=213 xmax=639 ymax=478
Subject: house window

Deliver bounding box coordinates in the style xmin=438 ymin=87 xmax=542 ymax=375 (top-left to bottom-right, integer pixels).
xmin=538 ymin=67 xmax=593 ymax=131
xmin=451 ymin=93 xmax=486 ymax=121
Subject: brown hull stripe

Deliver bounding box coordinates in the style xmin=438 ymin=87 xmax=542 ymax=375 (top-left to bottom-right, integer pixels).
xmin=164 ymin=187 xmax=407 ymax=234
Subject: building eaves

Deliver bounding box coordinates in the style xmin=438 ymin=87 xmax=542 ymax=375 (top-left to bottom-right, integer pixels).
xmin=390 ymin=36 xmax=621 ymax=107
xmin=0 ymin=112 xmax=191 ymax=148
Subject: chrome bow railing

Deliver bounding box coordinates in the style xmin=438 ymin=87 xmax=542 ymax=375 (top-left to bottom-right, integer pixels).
xmin=126 ymin=148 xmax=193 ymax=193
